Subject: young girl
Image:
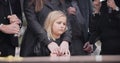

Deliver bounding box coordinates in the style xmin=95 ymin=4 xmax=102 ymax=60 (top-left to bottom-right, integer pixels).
xmin=34 ymin=10 xmax=70 ymax=56
xmin=20 ymin=0 xmax=71 ymax=57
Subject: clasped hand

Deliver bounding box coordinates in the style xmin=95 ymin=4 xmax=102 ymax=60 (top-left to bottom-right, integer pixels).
xmin=0 ymin=14 xmax=21 ymax=34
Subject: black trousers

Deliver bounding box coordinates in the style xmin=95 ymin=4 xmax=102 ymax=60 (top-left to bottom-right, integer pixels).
xmin=0 ymin=38 xmax=15 ymax=57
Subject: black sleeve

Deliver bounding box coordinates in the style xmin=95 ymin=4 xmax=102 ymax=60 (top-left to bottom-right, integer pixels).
xmin=89 ymin=13 xmax=101 ymax=44
xmin=62 ymin=17 xmax=72 ymax=43
xmin=111 ymin=9 xmax=120 ymax=30
xmin=111 ymin=8 xmax=120 ymax=31
xmin=12 ymin=0 xmax=23 ymax=23
xmin=60 ymin=1 xmax=72 ymax=44
xmin=24 ymin=0 xmax=51 ymax=46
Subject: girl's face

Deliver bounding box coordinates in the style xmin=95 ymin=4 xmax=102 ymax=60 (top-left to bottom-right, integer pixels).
xmin=52 ymin=16 xmax=67 ymax=37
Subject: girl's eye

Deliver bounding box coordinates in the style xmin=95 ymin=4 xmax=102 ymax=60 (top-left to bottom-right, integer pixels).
xmin=63 ymin=23 xmax=66 ymax=26
xmin=57 ymin=22 xmax=61 ymax=24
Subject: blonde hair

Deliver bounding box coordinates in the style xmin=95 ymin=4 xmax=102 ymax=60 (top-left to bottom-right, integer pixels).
xmin=44 ymin=10 xmax=67 ymax=40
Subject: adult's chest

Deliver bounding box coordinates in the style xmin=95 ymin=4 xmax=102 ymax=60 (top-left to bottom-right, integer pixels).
xmin=0 ymin=0 xmax=10 ymax=24
xmin=0 ymin=0 xmax=18 ymax=24
xmin=36 ymin=4 xmax=58 ymax=26
xmin=99 ymin=14 xmax=119 ymax=31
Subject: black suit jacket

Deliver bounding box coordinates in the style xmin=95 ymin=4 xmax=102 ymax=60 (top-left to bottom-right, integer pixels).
xmin=0 ymin=0 xmax=22 ymax=46
xmin=0 ymin=0 xmax=22 ymax=56
xmin=77 ymin=0 xmax=93 ymax=42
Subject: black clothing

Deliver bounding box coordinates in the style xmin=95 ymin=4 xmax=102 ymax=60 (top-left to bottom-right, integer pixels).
xmin=115 ymin=0 xmax=120 ymax=8
xmin=89 ymin=1 xmax=120 ymax=55
xmin=20 ymin=0 xmax=71 ymax=57
xmin=0 ymin=0 xmax=22 ymax=56
xmin=34 ymin=36 xmax=64 ymax=56
xmin=66 ymin=0 xmax=93 ymax=55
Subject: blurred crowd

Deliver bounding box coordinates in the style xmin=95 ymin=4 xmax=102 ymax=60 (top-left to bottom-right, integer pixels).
xmin=0 ymin=0 xmax=120 ymax=57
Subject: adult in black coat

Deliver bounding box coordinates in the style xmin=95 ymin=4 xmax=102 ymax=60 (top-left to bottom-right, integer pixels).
xmin=66 ymin=0 xmax=93 ymax=55
xmin=0 ymin=0 xmax=22 ymax=56
xmin=89 ymin=0 xmax=120 ymax=55
xmin=20 ymin=0 xmax=71 ymax=57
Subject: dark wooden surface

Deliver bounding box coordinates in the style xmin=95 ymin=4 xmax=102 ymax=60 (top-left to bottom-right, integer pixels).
xmin=0 ymin=55 xmax=120 ymax=63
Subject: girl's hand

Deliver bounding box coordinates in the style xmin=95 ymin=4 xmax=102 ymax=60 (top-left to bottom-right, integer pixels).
xmin=59 ymin=41 xmax=70 ymax=56
xmin=48 ymin=42 xmax=60 ymax=54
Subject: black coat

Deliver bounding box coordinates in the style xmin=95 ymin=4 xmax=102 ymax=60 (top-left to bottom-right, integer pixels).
xmin=20 ymin=0 xmax=71 ymax=57
xmin=34 ymin=36 xmax=64 ymax=56
xmin=0 ymin=0 xmax=22 ymax=56
xmin=66 ymin=0 xmax=93 ymax=55
xmin=89 ymin=1 xmax=120 ymax=55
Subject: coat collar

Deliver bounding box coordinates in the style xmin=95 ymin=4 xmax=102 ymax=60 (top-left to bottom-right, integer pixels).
xmin=45 ymin=0 xmax=59 ymax=10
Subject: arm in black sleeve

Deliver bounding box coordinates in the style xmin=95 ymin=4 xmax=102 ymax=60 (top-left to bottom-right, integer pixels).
xmin=12 ymin=0 xmax=23 ymax=24
xmin=24 ymin=0 xmax=51 ymax=46
xmin=110 ymin=7 xmax=120 ymax=30
xmin=62 ymin=17 xmax=72 ymax=44
xmin=89 ymin=13 xmax=101 ymax=44
xmin=60 ymin=0 xmax=72 ymax=44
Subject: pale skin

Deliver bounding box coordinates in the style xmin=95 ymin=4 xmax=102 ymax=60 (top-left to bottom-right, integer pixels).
xmin=93 ymin=0 xmax=101 ymax=14
xmin=67 ymin=7 xmax=76 ymax=15
xmin=83 ymin=42 xmax=93 ymax=53
xmin=0 ymin=14 xmax=21 ymax=34
xmin=107 ymin=0 xmax=118 ymax=10
xmin=7 ymin=14 xmax=21 ymax=24
xmin=48 ymin=16 xmax=70 ymax=56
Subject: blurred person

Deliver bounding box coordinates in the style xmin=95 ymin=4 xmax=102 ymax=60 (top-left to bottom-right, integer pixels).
xmin=20 ymin=0 xmax=71 ymax=57
xmin=66 ymin=0 xmax=94 ymax=55
xmin=89 ymin=0 xmax=120 ymax=55
xmin=0 ymin=0 xmax=22 ymax=56
xmin=34 ymin=11 xmax=70 ymax=56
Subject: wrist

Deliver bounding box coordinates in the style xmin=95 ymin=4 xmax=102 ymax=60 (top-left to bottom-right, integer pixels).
xmin=62 ymin=41 xmax=69 ymax=45
xmin=61 ymin=41 xmax=69 ymax=47
xmin=48 ymin=42 xmax=55 ymax=46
